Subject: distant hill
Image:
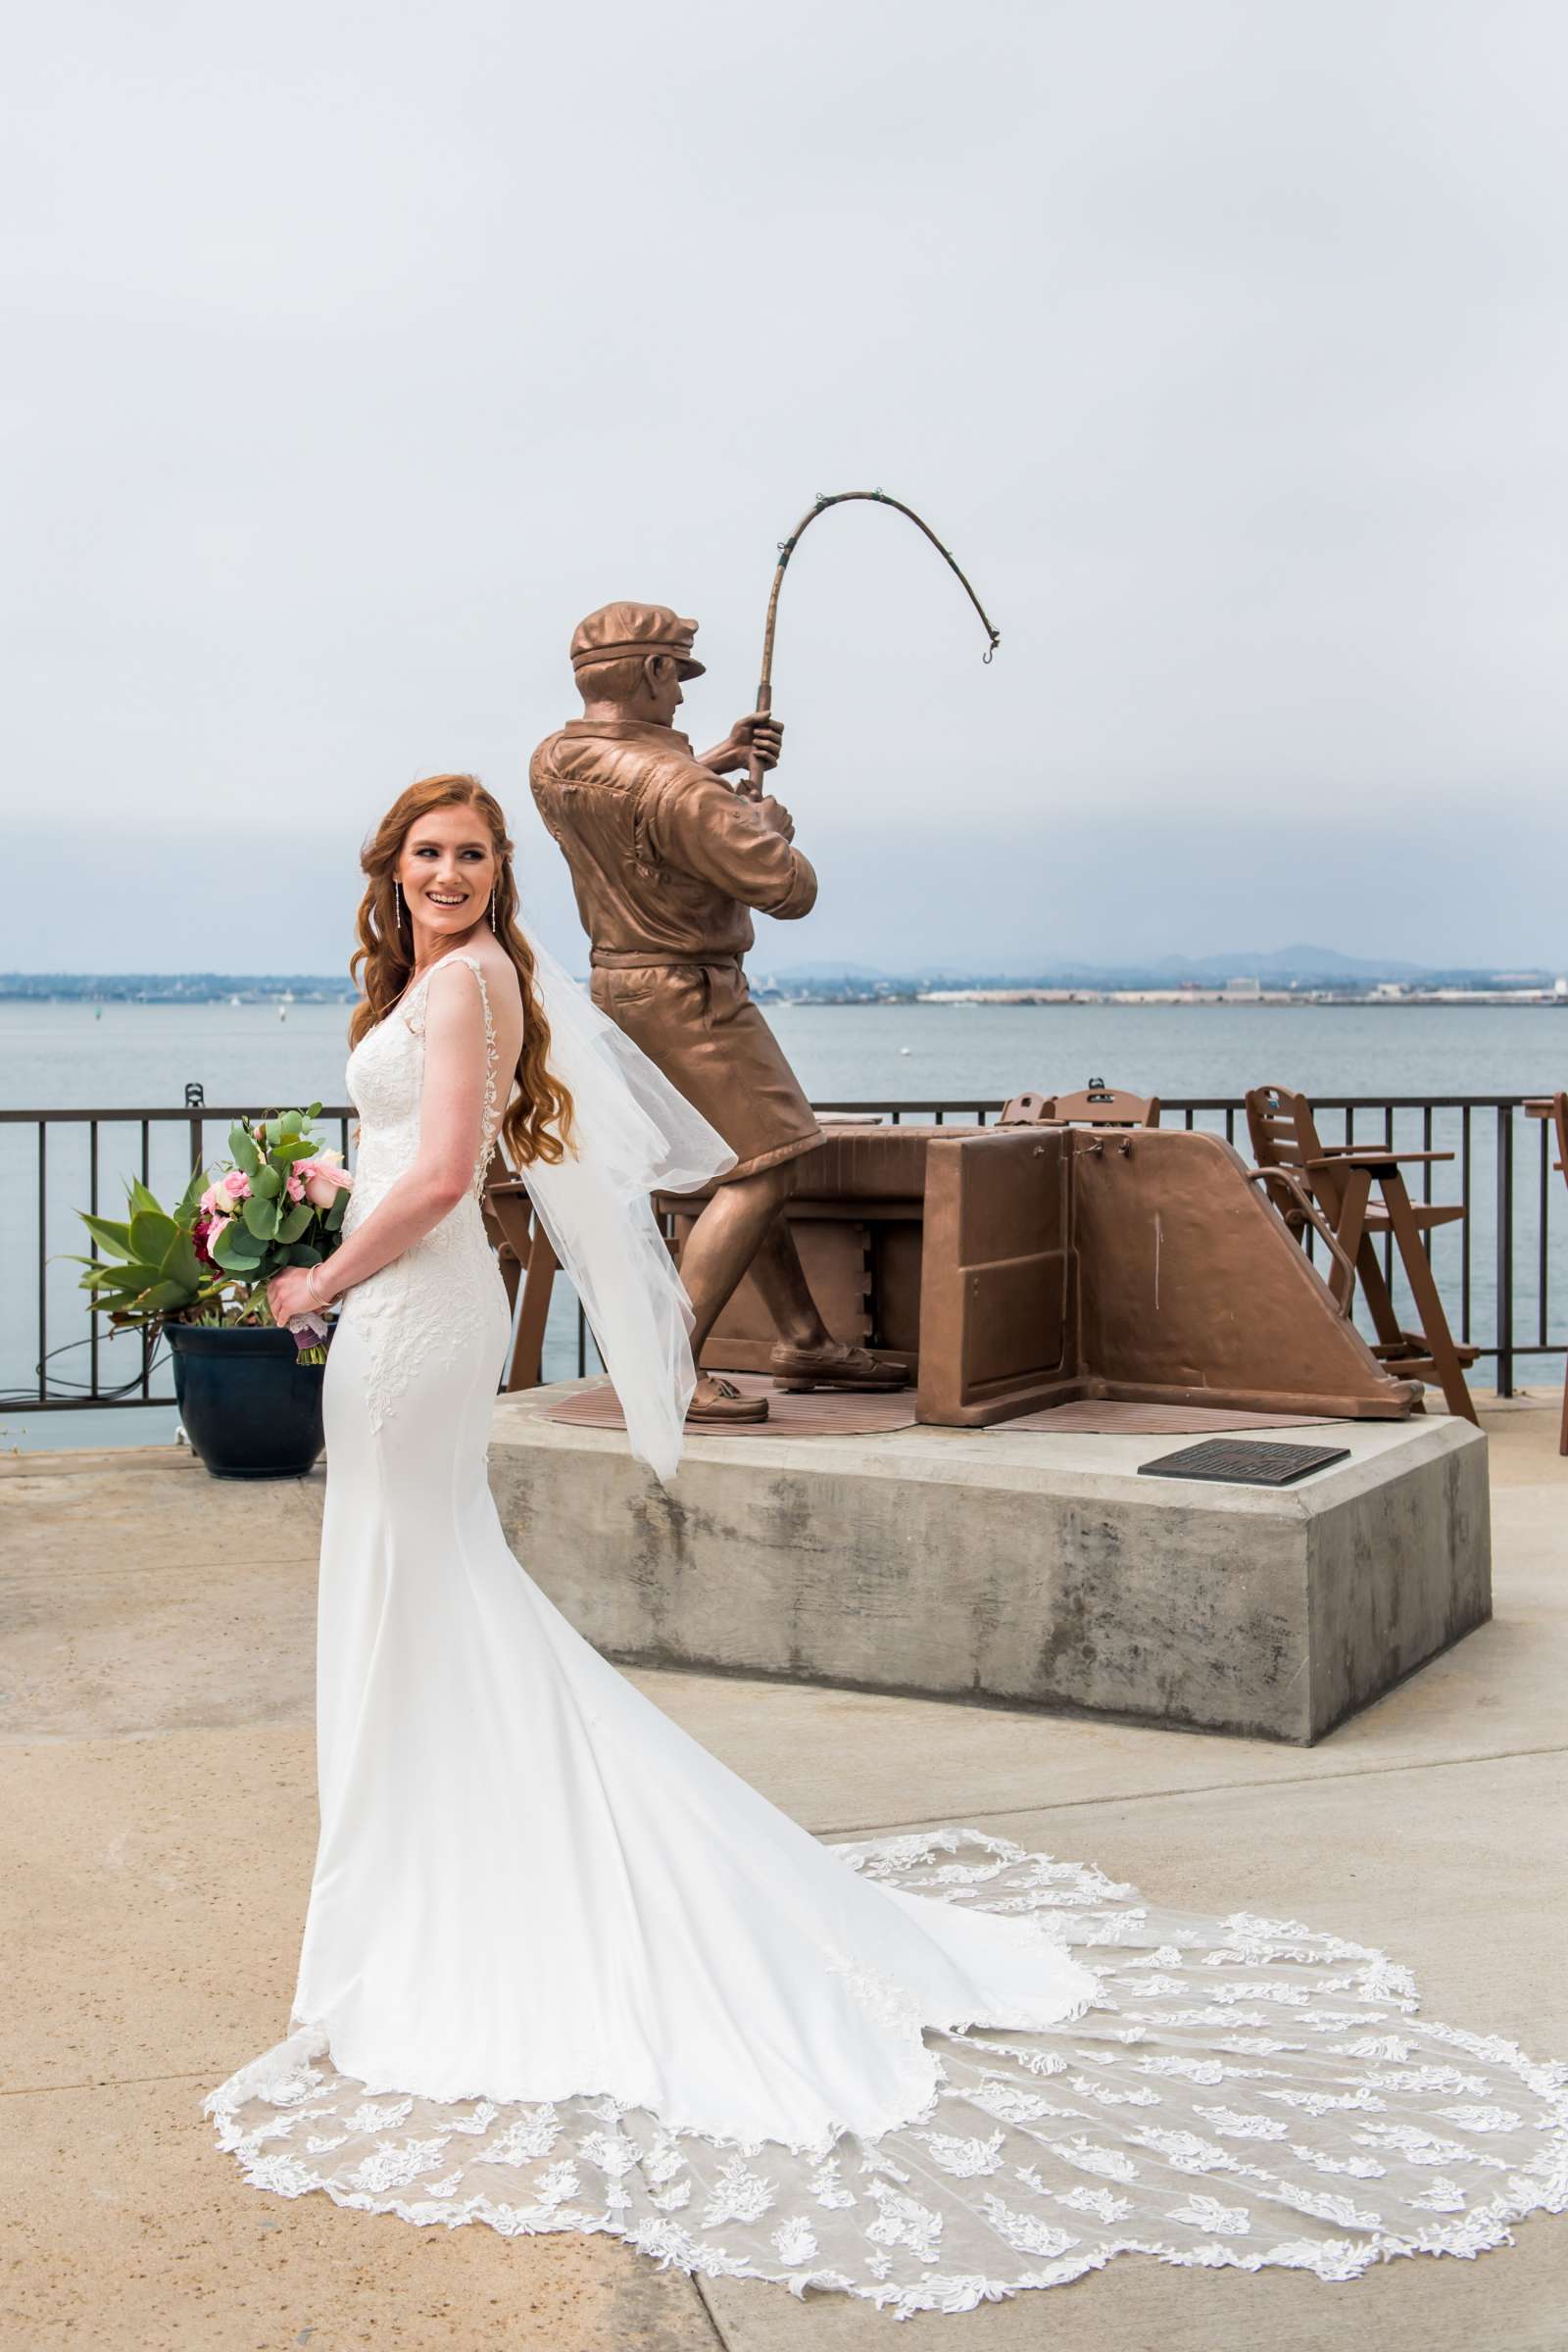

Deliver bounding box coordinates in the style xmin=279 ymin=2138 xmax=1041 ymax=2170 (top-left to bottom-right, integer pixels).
xmin=763 ymin=947 xmax=1452 ymax=988
xmin=766 ymin=960 xmax=891 ymax=981
xmin=1144 ymin=945 xmax=1434 ymax=983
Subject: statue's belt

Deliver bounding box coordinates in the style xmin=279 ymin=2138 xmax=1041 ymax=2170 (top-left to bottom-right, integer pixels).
xmin=590 ymin=951 xmax=743 ymax=971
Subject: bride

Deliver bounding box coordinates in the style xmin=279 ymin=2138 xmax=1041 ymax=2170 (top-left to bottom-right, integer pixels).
xmin=208 ymin=774 xmax=1564 ymax=2318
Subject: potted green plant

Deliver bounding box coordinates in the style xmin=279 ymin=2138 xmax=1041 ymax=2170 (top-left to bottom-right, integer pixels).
xmin=73 ymin=1106 xmax=353 ymax=1479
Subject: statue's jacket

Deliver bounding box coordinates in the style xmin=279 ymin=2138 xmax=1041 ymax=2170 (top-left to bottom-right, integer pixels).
xmin=530 ymin=718 xmax=824 ymax=1181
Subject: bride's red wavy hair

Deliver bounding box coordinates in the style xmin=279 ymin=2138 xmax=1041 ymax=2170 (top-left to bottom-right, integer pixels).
xmin=350 ymin=774 xmax=574 ymax=1168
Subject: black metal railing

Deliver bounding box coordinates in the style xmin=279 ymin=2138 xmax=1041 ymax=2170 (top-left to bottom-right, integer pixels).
xmin=3 ymin=1093 xmax=1563 ymax=1411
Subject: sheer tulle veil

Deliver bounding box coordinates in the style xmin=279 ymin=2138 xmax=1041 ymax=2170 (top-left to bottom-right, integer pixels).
xmin=514 ymin=935 xmax=736 ymax=1483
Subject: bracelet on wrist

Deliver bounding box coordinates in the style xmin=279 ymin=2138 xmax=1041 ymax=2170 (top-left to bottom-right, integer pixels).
xmin=305 ymin=1266 xmax=329 ymax=1310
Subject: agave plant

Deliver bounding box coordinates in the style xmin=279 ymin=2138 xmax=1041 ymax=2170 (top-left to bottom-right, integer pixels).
xmin=74 ymin=1165 xmax=217 ymax=1325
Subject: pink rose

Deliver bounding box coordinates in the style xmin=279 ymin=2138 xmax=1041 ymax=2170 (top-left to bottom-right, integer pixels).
xmin=285 ymin=1173 xmax=305 ymax=1203
xmin=200 ymin=1170 xmax=250 ymax=1220
xmin=296 ymin=1152 xmax=353 ymax=1210
xmin=205 ymin=1214 xmax=229 ymax=1257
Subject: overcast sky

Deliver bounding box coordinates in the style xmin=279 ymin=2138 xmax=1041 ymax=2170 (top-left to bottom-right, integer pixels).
xmin=5 ymin=0 xmax=1564 ymax=973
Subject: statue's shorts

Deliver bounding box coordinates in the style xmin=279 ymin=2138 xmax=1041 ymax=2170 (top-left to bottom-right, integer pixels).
xmin=590 ymin=956 xmax=824 ymax=1184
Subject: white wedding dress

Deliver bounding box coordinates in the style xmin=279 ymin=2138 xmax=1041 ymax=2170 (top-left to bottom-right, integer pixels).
xmin=207 ymin=949 xmax=1566 ymax=2318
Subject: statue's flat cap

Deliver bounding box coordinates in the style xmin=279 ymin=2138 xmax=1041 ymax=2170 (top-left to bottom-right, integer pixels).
xmin=569 ymin=602 xmax=705 ymax=679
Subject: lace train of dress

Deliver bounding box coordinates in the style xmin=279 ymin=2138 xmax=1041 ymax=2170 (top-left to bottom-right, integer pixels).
xmin=206 ymin=953 xmax=1567 ymax=2318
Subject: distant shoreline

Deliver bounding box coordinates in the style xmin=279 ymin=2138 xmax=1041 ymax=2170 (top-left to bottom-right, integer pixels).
xmin=3 ymin=986 xmax=1566 ymax=1013
xmin=898 ymin=995 xmax=1568 ymax=1011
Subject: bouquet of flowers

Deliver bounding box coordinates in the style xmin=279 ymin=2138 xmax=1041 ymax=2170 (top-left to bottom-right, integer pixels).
xmin=74 ymin=1106 xmax=354 ymax=1361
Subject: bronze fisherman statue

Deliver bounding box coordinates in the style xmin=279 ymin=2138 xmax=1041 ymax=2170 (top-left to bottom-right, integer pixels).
xmin=530 ymin=601 xmax=906 ymax=1424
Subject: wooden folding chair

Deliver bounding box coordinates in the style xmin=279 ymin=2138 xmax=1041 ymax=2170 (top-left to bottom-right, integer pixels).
xmin=1246 ymin=1083 xmax=1479 ymax=1424
xmin=1001 ymin=1080 xmax=1161 ymax=1129
xmin=479 ymin=1160 xmax=561 ymax=1392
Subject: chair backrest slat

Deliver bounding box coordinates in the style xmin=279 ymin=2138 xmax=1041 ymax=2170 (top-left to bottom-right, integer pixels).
xmin=1245 ymin=1083 xmax=1343 ymax=1227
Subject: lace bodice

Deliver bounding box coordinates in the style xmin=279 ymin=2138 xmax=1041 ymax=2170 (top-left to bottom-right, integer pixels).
xmin=346 ymin=953 xmax=502 ymax=1213
xmin=337 ymin=954 xmax=510 ymax=1433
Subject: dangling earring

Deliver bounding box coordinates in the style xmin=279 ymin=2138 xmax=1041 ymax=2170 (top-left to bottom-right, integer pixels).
xmin=490 ymin=882 xmax=498 ymax=931
xmin=394 ymin=878 xmax=406 ymax=929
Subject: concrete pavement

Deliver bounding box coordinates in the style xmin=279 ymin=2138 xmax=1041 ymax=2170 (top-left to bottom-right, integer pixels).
xmin=3 ymin=1394 xmax=1564 ymax=2349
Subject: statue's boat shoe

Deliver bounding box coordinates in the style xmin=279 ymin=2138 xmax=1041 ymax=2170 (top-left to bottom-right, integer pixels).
xmin=685 ymin=1376 xmax=769 ymax=1424
xmin=769 ymin=1341 xmax=908 ymax=1393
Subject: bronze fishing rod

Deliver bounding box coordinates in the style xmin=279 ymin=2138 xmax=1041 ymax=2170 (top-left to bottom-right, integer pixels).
xmin=745 ymin=490 xmax=1002 ymax=792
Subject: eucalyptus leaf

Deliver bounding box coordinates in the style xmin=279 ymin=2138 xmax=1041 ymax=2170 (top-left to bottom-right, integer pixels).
xmin=228 ymin=1124 xmax=261 ymax=1176
xmin=265 ymin=1118 xmax=283 ymax=1149
xmin=242 ymin=1193 xmax=279 ymax=1240
xmin=276 ymin=1202 xmax=312 ymax=1244
xmin=286 ymin=1243 xmax=324 ymax=1266
xmin=324 ymin=1192 xmax=348 ymax=1233
xmin=252 ymin=1164 xmax=283 ymax=1200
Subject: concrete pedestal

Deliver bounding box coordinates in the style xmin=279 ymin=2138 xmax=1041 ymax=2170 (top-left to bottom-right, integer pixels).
xmin=488 ymin=1387 xmax=1491 ymax=1745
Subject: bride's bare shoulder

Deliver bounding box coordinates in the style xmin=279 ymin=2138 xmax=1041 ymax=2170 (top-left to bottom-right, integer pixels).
xmin=428 ymin=944 xmax=520 ymax=1004
xmin=455 ymin=945 xmax=524 ymax=1027
xmin=422 ymin=949 xmax=523 ymax=1051
xmin=483 ymin=947 xmax=524 ymax=1006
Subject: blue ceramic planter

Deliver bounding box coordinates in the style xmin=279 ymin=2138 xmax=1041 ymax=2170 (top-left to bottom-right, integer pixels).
xmin=166 ymin=1323 xmax=327 ymax=1480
